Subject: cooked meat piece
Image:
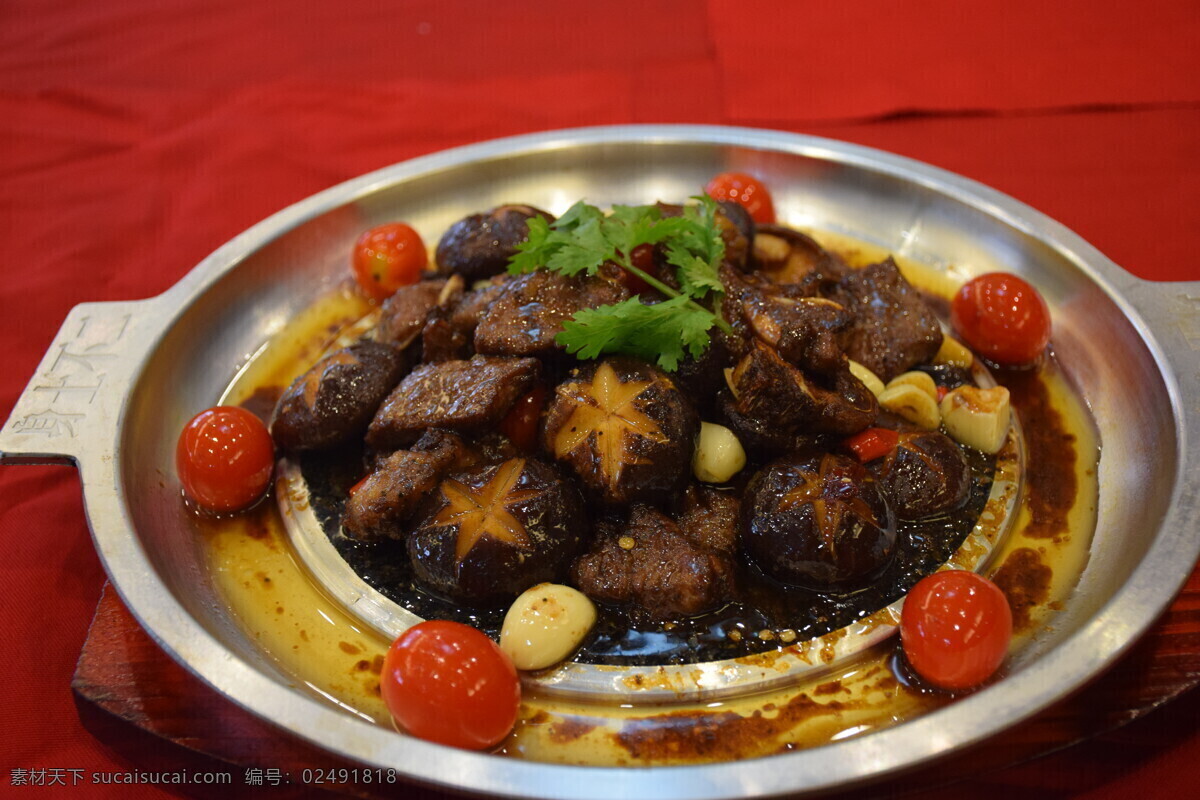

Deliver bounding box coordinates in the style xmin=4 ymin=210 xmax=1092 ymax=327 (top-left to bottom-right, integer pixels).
xmin=341 ymin=430 xmax=473 ymax=542
xmin=874 ymin=431 xmax=971 ymax=519
xmin=678 ymin=485 xmax=740 ymax=555
xmin=716 ymin=389 xmax=821 ymax=457
xmin=435 ymin=204 xmax=554 ymax=282
xmin=270 ymin=340 xmax=409 ymax=452
xmin=825 ymin=257 xmax=943 ymax=382
xmin=543 ymin=358 xmax=698 ymax=506
xmin=366 ymin=355 xmax=541 ymax=451
xmin=715 ymin=200 xmax=755 ymax=270
xmin=408 ymin=457 xmax=587 ymax=603
xmin=742 ymin=452 xmax=897 ymax=592
xmin=420 ymin=276 xmax=509 ymax=362
xmin=735 ymin=284 xmax=851 ymax=376
xmin=571 ymin=505 xmax=735 ymax=619
xmin=729 ymin=340 xmax=877 ymax=437
xmin=474 ymin=270 xmax=629 ymax=357
xmin=375 ymin=279 xmax=449 ymax=349
xmin=671 ymin=331 xmax=740 ymax=415
xmin=751 ymin=224 xmax=849 ymax=286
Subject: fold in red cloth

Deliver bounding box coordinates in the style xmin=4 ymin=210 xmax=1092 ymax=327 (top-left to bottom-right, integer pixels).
xmin=709 ymin=0 xmax=1200 ymax=120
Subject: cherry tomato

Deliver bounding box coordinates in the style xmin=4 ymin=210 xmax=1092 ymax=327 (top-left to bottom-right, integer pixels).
xmin=900 ymin=570 xmax=1013 ymax=690
xmin=176 ymin=406 xmax=275 ymax=513
xmin=705 ymin=171 xmax=776 ymax=224
xmin=499 ymin=384 xmax=547 ymax=451
xmin=951 ymin=272 xmax=1051 ymax=367
xmin=842 ymin=427 xmax=899 ymax=463
xmin=352 ymin=222 xmax=427 ymax=300
xmin=381 ymin=620 xmax=520 ymax=750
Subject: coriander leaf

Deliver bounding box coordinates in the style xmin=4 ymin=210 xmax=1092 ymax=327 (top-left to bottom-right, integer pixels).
xmin=554 ymin=200 xmax=605 ymax=232
xmin=668 ymin=242 xmax=724 ymax=299
xmin=555 ymin=295 xmax=715 ymax=372
xmin=508 ymin=215 xmax=553 ymax=273
xmin=544 ymin=217 xmax=612 ymax=276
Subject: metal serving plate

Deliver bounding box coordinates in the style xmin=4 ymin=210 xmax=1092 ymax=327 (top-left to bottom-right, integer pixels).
xmin=1 ymin=126 xmax=1197 ymax=799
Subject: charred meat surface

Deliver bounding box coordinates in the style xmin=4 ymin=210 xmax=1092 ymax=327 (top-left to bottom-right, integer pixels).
xmin=408 ymin=457 xmax=587 ymax=603
xmin=474 ymin=269 xmax=629 ymax=358
xmin=825 ymin=257 xmax=943 ymax=382
xmin=271 ymin=340 xmax=408 ymax=452
xmin=366 ymin=355 xmax=541 ymax=451
xmin=728 ymin=341 xmax=877 ymax=437
xmin=572 ymin=504 xmax=736 ymax=619
xmin=435 ymin=204 xmax=554 ymax=283
xmin=341 ymin=430 xmax=473 ymax=542
xmin=375 ymin=279 xmax=449 ymax=350
xmin=734 ymin=283 xmax=851 ymax=376
xmin=543 ymin=358 xmax=699 ymax=506
xmin=421 ymin=277 xmax=509 ymax=362
xmin=874 ymin=431 xmax=972 ymax=519
xmin=742 ymin=452 xmax=897 ymax=592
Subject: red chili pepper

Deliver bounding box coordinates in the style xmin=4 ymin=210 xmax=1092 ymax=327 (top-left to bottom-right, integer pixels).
xmin=843 ymin=427 xmax=899 ymax=463
xmin=499 ymin=384 xmax=547 ymax=451
xmin=348 ymin=474 xmax=370 ymax=497
xmin=937 ymin=385 xmax=949 ymax=402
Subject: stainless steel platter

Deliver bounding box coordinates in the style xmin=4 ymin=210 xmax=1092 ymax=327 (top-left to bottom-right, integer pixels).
xmin=1 ymin=125 xmax=1197 ymax=799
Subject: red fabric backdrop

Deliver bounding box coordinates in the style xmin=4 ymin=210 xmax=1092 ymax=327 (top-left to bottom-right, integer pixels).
xmin=1 ymin=1 xmax=1198 ymax=798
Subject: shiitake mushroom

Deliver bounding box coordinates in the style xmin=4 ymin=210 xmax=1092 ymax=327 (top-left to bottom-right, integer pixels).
xmin=542 ymin=357 xmax=699 ymax=506
xmin=874 ymin=431 xmax=972 ymax=519
xmin=270 ymin=340 xmax=409 ymax=452
xmin=434 ymin=204 xmax=554 ymax=282
xmin=408 ymin=456 xmax=587 ymax=604
xmin=741 ymin=452 xmax=897 ymax=592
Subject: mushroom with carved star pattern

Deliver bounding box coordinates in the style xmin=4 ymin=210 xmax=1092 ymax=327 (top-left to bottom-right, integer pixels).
xmin=542 ymin=358 xmax=699 ymax=507
xmin=407 ymin=457 xmax=588 ymax=604
xmin=741 ymin=452 xmax=897 ymax=591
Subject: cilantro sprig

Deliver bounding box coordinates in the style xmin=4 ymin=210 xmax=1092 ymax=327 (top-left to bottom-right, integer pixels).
xmin=508 ymin=196 xmax=732 ymax=371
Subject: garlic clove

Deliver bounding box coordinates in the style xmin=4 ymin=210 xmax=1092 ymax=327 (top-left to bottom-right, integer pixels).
xmin=692 ymin=422 xmax=747 ymax=483
xmin=940 ymin=385 xmax=1011 ymax=454
xmin=886 ymin=370 xmax=938 ymax=401
xmin=847 ymin=359 xmax=886 ymax=399
xmin=878 ymin=384 xmax=941 ymax=430
xmin=500 ymin=583 xmax=597 ymax=671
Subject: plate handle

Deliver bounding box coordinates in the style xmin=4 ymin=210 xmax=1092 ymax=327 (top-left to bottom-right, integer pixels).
xmin=0 ymin=300 xmax=157 ymax=465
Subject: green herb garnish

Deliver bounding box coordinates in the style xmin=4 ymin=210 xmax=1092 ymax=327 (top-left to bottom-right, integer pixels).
xmin=507 ymin=195 xmax=732 ymax=371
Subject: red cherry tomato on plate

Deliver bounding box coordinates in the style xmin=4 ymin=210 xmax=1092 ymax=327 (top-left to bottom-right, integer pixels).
xmin=705 ymin=172 xmax=776 ymax=224
xmin=381 ymin=620 xmax=520 ymax=750
xmin=176 ymin=406 xmax=275 ymax=513
xmin=900 ymin=570 xmax=1013 ymax=690
xmin=951 ymin=272 xmax=1051 ymax=366
xmin=352 ymin=222 xmax=427 ymax=300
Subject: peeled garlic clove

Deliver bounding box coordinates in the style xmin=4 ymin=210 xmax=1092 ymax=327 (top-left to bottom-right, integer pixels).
xmin=693 ymin=421 xmax=747 ymax=483
xmin=934 ymin=336 xmax=974 ymax=368
xmin=878 ymin=384 xmax=941 ymax=430
xmin=940 ymin=385 xmax=1011 ymax=454
xmin=500 ymin=583 xmax=597 ymax=671
xmin=885 ymin=370 xmax=938 ymax=401
xmin=847 ymin=359 xmax=886 ymax=399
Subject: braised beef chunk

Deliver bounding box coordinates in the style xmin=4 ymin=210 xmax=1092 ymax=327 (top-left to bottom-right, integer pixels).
xmin=825 ymin=257 xmax=943 ymax=382
xmin=571 ymin=505 xmax=736 ymax=619
xmin=715 ymin=200 xmax=755 ymax=270
xmin=408 ymin=457 xmax=588 ymax=603
xmin=341 ymin=430 xmax=473 ymax=542
xmin=474 ymin=270 xmax=629 ymax=357
xmin=678 ymin=485 xmax=740 ymax=555
xmin=875 ymin=431 xmax=971 ymax=519
xmin=366 ymin=355 xmax=541 ymax=451
xmin=729 ymin=341 xmax=876 ymax=437
xmin=376 ymin=279 xmax=449 ymax=349
xmin=271 ymin=340 xmax=408 ymax=452
xmin=735 ymin=285 xmax=851 ymax=376
xmin=420 ymin=277 xmax=509 ymax=362
xmin=435 ymin=205 xmax=554 ymax=283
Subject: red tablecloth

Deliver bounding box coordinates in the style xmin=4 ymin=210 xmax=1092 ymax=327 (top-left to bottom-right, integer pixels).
xmin=2 ymin=2 xmax=1198 ymax=798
